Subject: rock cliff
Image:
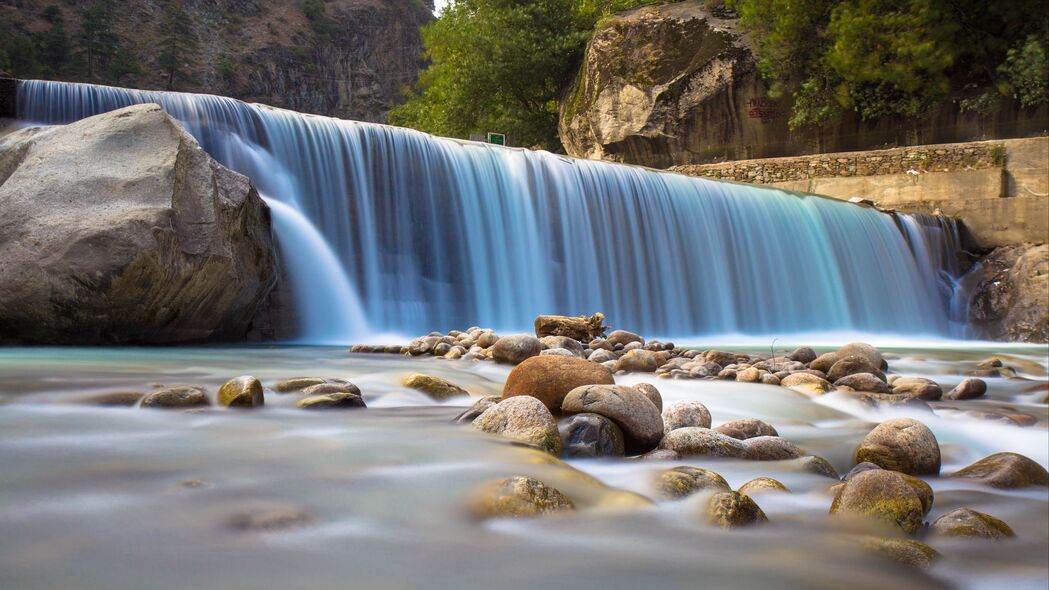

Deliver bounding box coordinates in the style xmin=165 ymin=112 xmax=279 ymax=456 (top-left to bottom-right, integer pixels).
xmin=560 ymin=1 xmax=1047 ymax=168
xmin=966 ymin=245 xmax=1049 ymax=343
xmin=0 ymin=0 xmax=432 ymax=122
xmin=0 ymin=104 xmax=277 ymax=344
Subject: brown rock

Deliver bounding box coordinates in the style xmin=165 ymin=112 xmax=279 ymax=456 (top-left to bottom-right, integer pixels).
xmin=931 ymin=508 xmax=1015 ymax=539
xmin=704 ymin=491 xmax=767 ymax=528
xmin=402 ymin=373 xmax=469 ymax=400
xmin=655 ymin=466 xmax=730 ymax=499
xmin=633 ymin=382 xmax=663 ymax=412
xmin=562 ymin=384 xmax=664 ymax=454
xmin=744 ymin=436 xmax=803 ymax=460
xmin=453 ymin=396 xmax=501 ymax=424
xmin=663 ymin=400 xmax=712 ymax=432
xmin=474 ymin=396 xmax=562 ymax=455
xmin=890 ymin=377 xmax=943 ymax=400
xmin=217 ymin=376 xmax=264 ymax=408
xmin=855 ymin=418 xmax=941 ymax=476
xmin=810 ymin=352 xmax=841 ymax=374
xmin=614 ymin=349 xmax=660 ymax=372
xmin=659 ymin=427 xmax=750 ymax=459
xmin=738 ymin=477 xmax=790 ymax=495
xmin=944 ymin=377 xmax=987 ymax=400
xmin=470 ymin=476 xmax=574 ymax=518
xmin=827 ymin=356 xmax=885 ymax=382
xmin=502 ymin=355 xmax=615 ymax=413
xmin=490 ymin=335 xmax=543 ymax=364
xmin=714 ymin=418 xmax=778 ymax=440
xmin=140 ymin=385 xmax=210 ymax=409
xmin=830 ymin=470 xmax=924 ymax=535
xmin=949 ymin=452 xmax=1049 ymax=488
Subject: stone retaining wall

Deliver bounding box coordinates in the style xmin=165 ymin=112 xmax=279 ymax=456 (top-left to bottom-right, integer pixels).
xmin=672 ymin=137 xmax=1049 ymax=248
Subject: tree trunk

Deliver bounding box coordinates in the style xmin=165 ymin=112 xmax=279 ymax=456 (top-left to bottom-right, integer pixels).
xmin=533 ymin=313 xmax=608 ymax=342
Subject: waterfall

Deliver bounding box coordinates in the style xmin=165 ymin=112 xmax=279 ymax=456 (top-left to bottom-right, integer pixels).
xmin=14 ymin=80 xmax=966 ymax=340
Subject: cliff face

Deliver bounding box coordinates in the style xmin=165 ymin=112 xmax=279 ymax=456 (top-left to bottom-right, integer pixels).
xmin=1 ymin=0 xmax=432 ymax=122
xmin=560 ymin=1 xmax=1048 ymax=168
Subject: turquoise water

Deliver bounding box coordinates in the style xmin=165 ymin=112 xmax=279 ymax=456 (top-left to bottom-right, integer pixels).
xmin=0 ymin=346 xmax=1045 ymax=590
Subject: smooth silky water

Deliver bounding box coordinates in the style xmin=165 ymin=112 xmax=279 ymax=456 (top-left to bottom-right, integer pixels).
xmin=0 ymin=346 xmax=1045 ymax=590
xmin=4 ymin=81 xmax=1047 ymax=588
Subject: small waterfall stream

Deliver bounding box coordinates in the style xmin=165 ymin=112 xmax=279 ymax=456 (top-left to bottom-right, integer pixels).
xmin=15 ymin=80 xmax=967 ymax=341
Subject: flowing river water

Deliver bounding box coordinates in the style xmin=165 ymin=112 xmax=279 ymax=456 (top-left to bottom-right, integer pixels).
xmin=1 ymin=345 xmax=1045 ymax=590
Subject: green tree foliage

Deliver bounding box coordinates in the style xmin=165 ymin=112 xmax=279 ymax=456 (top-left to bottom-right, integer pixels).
xmin=389 ymin=0 xmax=655 ymax=150
xmin=730 ymin=0 xmax=1047 ymax=128
xmin=38 ymin=6 xmax=72 ymax=78
xmin=75 ymin=0 xmax=139 ymax=84
xmin=157 ymin=2 xmax=200 ymax=90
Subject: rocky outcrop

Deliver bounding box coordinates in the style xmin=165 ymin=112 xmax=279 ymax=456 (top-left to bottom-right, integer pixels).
xmin=0 ymin=103 xmax=276 ymax=344
xmin=559 ymin=2 xmax=1048 ymax=168
xmin=0 ymin=0 xmax=432 ymax=122
xmin=966 ymin=244 xmax=1049 ymax=343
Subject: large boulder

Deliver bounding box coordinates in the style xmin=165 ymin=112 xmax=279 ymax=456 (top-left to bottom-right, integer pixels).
xmin=830 ymin=469 xmax=925 ymax=535
xmin=949 ymin=452 xmax=1049 ymax=488
xmin=965 ymin=244 xmax=1049 ymax=343
xmin=502 ymin=355 xmax=614 ymax=412
xmin=0 ymin=104 xmax=276 ymax=343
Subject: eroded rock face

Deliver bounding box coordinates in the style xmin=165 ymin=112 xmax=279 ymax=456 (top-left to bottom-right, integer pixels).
xmin=0 ymin=104 xmax=276 ymax=344
xmin=559 ymin=2 xmax=764 ymax=168
xmin=966 ymin=245 xmax=1049 ymax=343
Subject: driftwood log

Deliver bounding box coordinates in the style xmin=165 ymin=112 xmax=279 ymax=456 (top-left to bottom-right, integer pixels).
xmin=533 ymin=313 xmax=608 ymax=342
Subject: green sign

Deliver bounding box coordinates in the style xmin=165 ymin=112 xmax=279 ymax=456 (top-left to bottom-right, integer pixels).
xmin=486 ymin=132 xmax=505 ymax=146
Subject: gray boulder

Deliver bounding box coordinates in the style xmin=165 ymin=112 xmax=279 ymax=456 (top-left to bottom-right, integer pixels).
xmin=0 ymin=104 xmax=275 ymax=343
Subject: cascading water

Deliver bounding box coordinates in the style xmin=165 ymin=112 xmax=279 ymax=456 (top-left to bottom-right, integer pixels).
xmin=14 ymin=80 xmax=967 ymax=340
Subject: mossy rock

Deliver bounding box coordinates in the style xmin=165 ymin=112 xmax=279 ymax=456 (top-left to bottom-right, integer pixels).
xmin=402 ymin=373 xmax=469 ymax=400
xmin=140 ymin=385 xmax=210 ymax=409
xmin=949 ymin=452 xmax=1049 ymax=488
xmin=704 ymin=491 xmax=768 ymax=528
xmin=855 ymin=418 xmax=941 ymax=476
xmin=296 ymin=392 xmax=367 ymax=410
xmin=655 ymin=466 xmax=730 ymax=499
xmin=854 ymin=536 xmax=940 ymax=568
xmin=930 ymin=508 xmax=1015 ymax=540
xmin=830 ymin=469 xmax=924 ymax=535
xmin=469 ymin=476 xmax=574 ymax=518
xmin=738 ymin=477 xmax=790 ymax=495
xmin=218 ymin=375 xmax=264 ymax=408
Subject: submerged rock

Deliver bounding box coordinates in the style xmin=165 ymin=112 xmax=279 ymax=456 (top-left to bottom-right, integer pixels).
xmin=296 ymin=392 xmax=367 ymax=409
xmin=662 ymin=400 xmax=712 ymax=432
xmin=561 ymin=384 xmax=663 ymax=454
xmin=558 ymin=413 xmax=626 ymax=458
xmin=659 ymin=427 xmax=750 ymax=459
xmin=655 ymin=466 xmax=730 ymax=499
xmin=738 ymin=477 xmax=790 ymax=495
xmin=226 ymin=504 xmax=310 ymax=532
xmin=834 ymin=373 xmax=890 ymax=393
xmin=704 ymin=491 xmax=767 ymax=528
xmin=949 ymin=452 xmax=1049 ymax=488
xmin=217 ymin=376 xmax=264 ymax=408
xmin=855 ymin=418 xmax=940 ymax=476
xmin=469 ymin=476 xmax=574 ymax=518
xmin=780 ymin=372 xmax=833 ymax=394
xmin=140 ymin=386 xmax=210 ymax=409
xmin=454 ymin=396 xmax=501 ymax=424
xmin=714 ymin=418 xmax=777 ymax=440
xmin=931 ymin=508 xmax=1015 ymax=540
xmin=402 ymin=373 xmax=469 ymax=400
xmin=300 ymin=382 xmax=362 ymax=396
xmin=474 ymin=396 xmax=562 ymax=455
xmin=274 ymin=377 xmax=347 ymax=393
xmin=830 ymin=469 xmax=925 ymax=535
xmin=944 ymin=377 xmax=988 ymax=400
xmin=744 ymin=436 xmax=803 ymax=460
xmin=889 ymin=377 xmax=943 ymax=400
xmin=502 ymin=355 xmax=614 ymax=412
xmin=853 ymin=536 xmax=940 ymax=568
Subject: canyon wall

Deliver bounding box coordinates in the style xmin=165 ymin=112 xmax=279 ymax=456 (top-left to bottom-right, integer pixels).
xmin=560 ymin=1 xmax=1048 ymax=169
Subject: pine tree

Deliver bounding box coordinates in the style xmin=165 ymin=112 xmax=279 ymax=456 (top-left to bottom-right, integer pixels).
xmin=39 ymin=6 xmax=71 ymax=78
xmin=75 ymin=1 xmax=121 ymax=80
xmin=157 ymin=2 xmax=199 ymax=90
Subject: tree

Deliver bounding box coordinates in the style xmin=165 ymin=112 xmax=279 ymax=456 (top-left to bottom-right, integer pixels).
xmin=75 ymin=1 xmax=121 ymax=80
xmin=389 ymin=0 xmax=654 ymax=150
xmin=157 ymin=2 xmax=199 ymax=90
xmin=38 ymin=6 xmax=72 ymax=78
